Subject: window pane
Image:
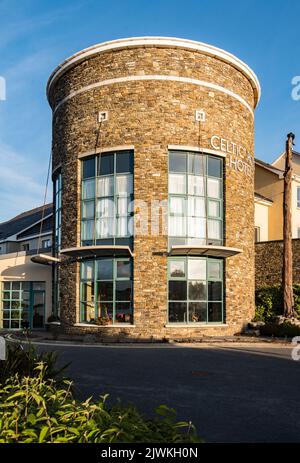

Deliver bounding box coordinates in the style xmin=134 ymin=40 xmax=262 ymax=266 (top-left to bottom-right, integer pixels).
xmin=188 ymin=258 xmax=206 ymax=280
xmin=82 ymin=302 xmax=96 ymax=323
xmin=169 ymin=152 xmax=186 ymax=172
xmin=117 ymin=197 xmax=129 ymax=215
xmin=188 ymin=154 xmax=205 ymax=175
xmin=188 ymin=281 xmax=207 ymax=300
xmin=81 ymin=282 xmax=94 ymax=302
xmin=98 ymin=303 xmax=113 ymax=322
xmin=169 ymin=281 xmax=187 ymax=300
xmin=81 ymin=261 xmax=94 ymax=280
xmin=116 ymin=281 xmax=132 ymax=301
xmin=169 ymin=302 xmax=187 ymax=323
xmin=99 ymin=153 xmax=114 ymax=176
xmin=97 ymin=259 xmax=113 ymax=280
xmin=207 ymin=178 xmax=221 ymax=199
xmin=82 ymin=220 xmax=94 ymax=241
xmin=187 ymin=217 xmax=206 ymax=238
xmin=188 ymin=302 xmax=207 ymax=322
xmin=208 ymin=220 xmax=221 ymax=239
xmin=208 ymin=281 xmax=222 ymax=301
xmin=82 ymin=179 xmax=95 ymax=200
xmin=169 ymin=260 xmax=185 ymax=278
xmin=115 ymin=303 xmax=132 ymax=323
xmin=169 ymin=173 xmax=185 ymax=194
xmin=3 ymin=282 xmax=10 ymax=290
xmin=97 ymin=281 xmax=113 ymax=301
xmin=117 ymin=260 xmax=131 ymax=279
xmin=116 ymin=217 xmax=128 ymax=237
xmin=188 ymin=197 xmax=205 ymax=217
xmin=208 ymin=157 xmax=222 ymax=178
xmin=169 ymin=216 xmax=186 ymax=236
xmin=208 ymin=200 xmax=220 ymax=218
xmin=96 ymin=218 xmax=115 ymax=238
xmin=208 ymin=302 xmax=222 ymax=322
xmin=97 ymin=176 xmax=114 ymax=197
xmin=208 ymin=261 xmax=222 ymax=280
xmin=12 ymin=282 xmax=21 ymax=290
xmin=82 ymin=158 xmax=95 ymax=179
xmin=32 ymin=282 xmax=45 ymax=291
xmin=169 ymin=196 xmax=185 ymax=215
xmin=3 ymin=301 xmax=10 ymax=310
xmin=96 ymin=198 xmax=115 ymax=218
xmin=116 ymin=151 xmax=133 ymax=173
xmin=116 ymin=175 xmax=133 ymax=196
xmin=82 ymin=201 xmax=95 ymax=219
xmin=188 ymin=175 xmax=205 ymax=196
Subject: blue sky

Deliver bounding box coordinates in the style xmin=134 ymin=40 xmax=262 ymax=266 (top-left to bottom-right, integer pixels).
xmin=0 ymin=0 xmax=299 ymax=221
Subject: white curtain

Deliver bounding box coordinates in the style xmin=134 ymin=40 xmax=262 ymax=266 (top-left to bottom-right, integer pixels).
xmin=207 ymin=178 xmax=221 ymax=199
xmin=169 ymin=216 xmax=186 ymax=236
xmin=169 ymin=196 xmax=185 ymax=215
xmin=208 ymin=219 xmax=221 ymax=239
xmin=82 ymin=201 xmax=94 ymax=219
xmin=82 ymin=220 xmax=94 ymax=240
xmin=97 ymin=176 xmax=114 ymax=197
xmin=188 ymin=197 xmax=205 ymax=217
xmin=96 ymin=198 xmax=115 ymax=218
xmin=208 ymin=200 xmax=219 ymax=218
xmin=117 ymin=217 xmax=128 ymax=236
xmin=187 ymin=217 xmax=206 ymax=238
xmin=82 ymin=179 xmax=95 ymax=200
xmin=96 ymin=218 xmax=115 ymax=238
xmin=188 ymin=258 xmax=206 ymax=280
xmin=116 ymin=174 xmax=133 ymax=196
xmin=169 ymin=173 xmax=185 ymax=194
xmin=188 ymin=175 xmax=205 ymax=196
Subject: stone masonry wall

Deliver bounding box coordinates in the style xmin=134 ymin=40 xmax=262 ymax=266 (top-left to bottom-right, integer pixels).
xmin=255 ymin=239 xmax=300 ymax=289
xmin=48 ymin=40 xmax=258 ymax=339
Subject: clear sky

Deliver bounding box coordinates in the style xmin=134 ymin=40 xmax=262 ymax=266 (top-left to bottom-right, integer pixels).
xmin=0 ymin=0 xmax=299 ymax=221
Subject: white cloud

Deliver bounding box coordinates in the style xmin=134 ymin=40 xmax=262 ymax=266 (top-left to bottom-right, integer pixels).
xmin=0 ymin=142 xmax=52 ymax=222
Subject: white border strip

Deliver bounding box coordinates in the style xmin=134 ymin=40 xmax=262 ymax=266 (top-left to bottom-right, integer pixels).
xmin=52 ymin=74 xmax=254 ymax=117
xmin=47 ymin=37 xmax=260 ymax=106
xmin=168 ymin=145 xmax=226 ymax=158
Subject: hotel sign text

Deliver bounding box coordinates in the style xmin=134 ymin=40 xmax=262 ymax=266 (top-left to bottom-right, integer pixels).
xmin=210 ymin=135 xmax=253 ymax=177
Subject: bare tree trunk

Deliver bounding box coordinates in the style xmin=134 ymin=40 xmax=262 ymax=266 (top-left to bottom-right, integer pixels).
xmin=283 ymin=132 xmax=295 ymax=318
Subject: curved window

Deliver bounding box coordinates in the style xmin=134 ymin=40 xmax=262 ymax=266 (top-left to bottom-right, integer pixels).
xmin=168 ymin=257 xmax=223 ymax=324
xmin=168 ymin=151 xmax=223 ymax=247
xmin=80 ymin=258 xmax=133 ymax=325
xmin=81 ymin=151 xmax=133 ymax=248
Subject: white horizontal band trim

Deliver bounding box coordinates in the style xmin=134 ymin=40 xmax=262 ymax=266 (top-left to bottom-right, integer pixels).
xmin=165 ymin=324 xmax=228 ymax=328
xmin=168 ymin=145 xmax=226 ymax=158
xmin=52 ymin=74 xmax=254 ymax=117
xmin=78 ymin=145 xmax=135 ymax=159
xmin=74 ymin=323 xmax=136 ymax=328
xmin=47 ymin=36 xmax=260 ymax=106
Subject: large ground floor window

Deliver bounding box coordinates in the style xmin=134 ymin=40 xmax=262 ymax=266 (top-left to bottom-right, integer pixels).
xmin=168 ymin=257 xmax=224 ymax=324
xmin=80 ymin=257 xmax=133 ymax=325
xmin=1 ymin=281 xmax=45 ymax=329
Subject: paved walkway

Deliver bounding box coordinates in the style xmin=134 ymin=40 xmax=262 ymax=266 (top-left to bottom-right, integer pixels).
xmin=20 ymin=339 xmax=300 ymax=443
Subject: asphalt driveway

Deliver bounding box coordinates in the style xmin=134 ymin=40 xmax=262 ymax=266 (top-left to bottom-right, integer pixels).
xmin=35 ymin=342 xmax=300 ymax=443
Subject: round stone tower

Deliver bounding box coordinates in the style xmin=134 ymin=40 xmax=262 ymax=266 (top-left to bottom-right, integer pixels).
xmin=47 ymin=37 xmax=260 ymax=340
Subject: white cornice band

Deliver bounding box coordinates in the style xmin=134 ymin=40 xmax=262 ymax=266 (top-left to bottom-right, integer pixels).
xmin=52 ymin=74 xmax=254 ymax=117
xmin=47 ymin=36 xmax=261 ymax=108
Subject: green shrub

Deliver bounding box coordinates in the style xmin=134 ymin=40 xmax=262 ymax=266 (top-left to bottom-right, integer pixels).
xmin=255 ymin=284 xmax=300 ymax=322
xmin=0 ymin=343 xmax=69 ymax=387
xmin=259 ymin=322 xmax=300 ymax=338
xmin=0 ymin=364 xmax=200 ymax=443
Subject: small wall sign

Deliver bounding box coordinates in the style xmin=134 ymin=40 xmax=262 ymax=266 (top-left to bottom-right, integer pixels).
xmin=210 ymin=135 xmax=254 ymax=177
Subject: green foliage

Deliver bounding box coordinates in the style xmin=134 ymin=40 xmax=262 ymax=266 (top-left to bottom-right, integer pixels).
xmin=0 ymin=364 xmax=200 ymax=443
xmin=259 ymin=321 xmax=300 ymax=338
xmin=0 ymin=343 xmax=69 ymax=387
xmin=255 ymin=284 xmax=300 ymax=322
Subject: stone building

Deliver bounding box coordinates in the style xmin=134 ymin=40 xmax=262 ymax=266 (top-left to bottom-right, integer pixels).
xmin=46 ymin=37 xmax=260 ymax=339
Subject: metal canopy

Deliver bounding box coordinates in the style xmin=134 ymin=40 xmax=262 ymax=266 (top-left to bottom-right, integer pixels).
xmin=169 ymin=245 xmax=242 ymax=258
xmin=31 ymin=254 xmax=60 ymax=265
xmin=60 ymin=245 xmax=133 ymax=258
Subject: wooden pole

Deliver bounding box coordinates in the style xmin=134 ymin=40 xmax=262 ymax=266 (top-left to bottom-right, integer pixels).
xmin=283 ymin=132 xmax=295 ymax=318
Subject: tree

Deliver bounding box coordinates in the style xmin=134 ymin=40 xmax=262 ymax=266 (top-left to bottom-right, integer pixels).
xmin=282 ymin=132 xmax=295 ymax=318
